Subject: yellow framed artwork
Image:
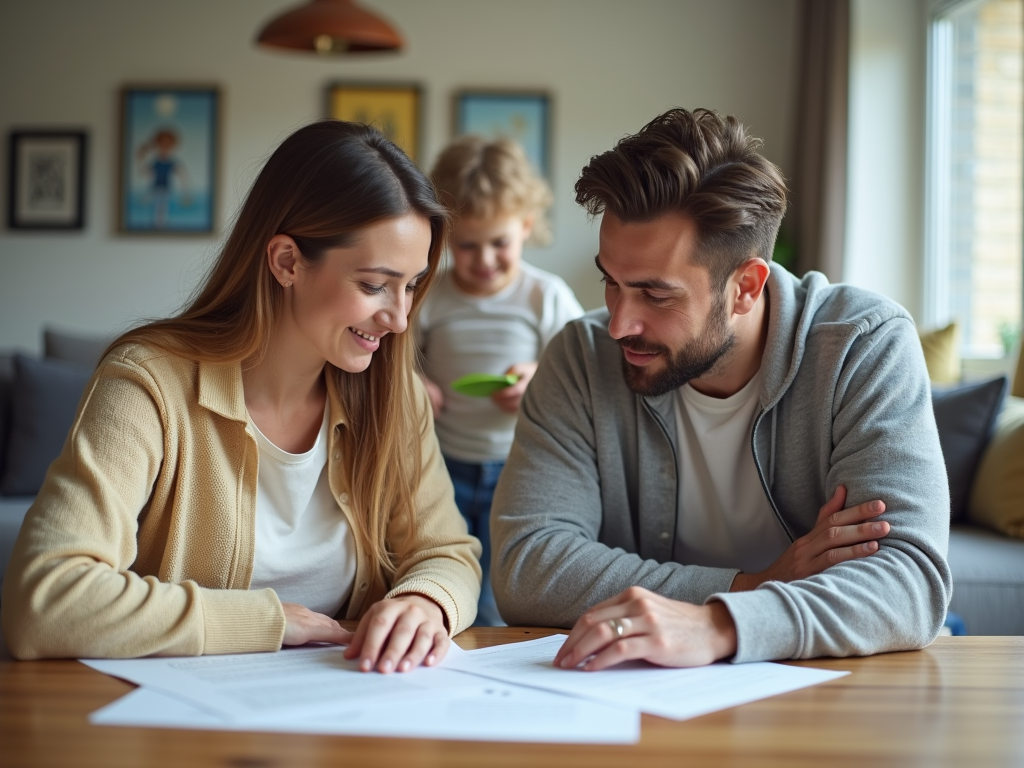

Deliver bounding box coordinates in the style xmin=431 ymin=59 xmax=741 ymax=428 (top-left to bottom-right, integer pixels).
xmin=327 ymin=82 xmax=422 ymax=162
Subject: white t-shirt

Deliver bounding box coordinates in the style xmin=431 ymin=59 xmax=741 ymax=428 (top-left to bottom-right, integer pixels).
xmin=674 ymin=372 xmax=791 ymax=574
xmin=248 ymin=408 xmax=357 ymax=618
xmin=418 ymin=261 xmax=584 ymax=462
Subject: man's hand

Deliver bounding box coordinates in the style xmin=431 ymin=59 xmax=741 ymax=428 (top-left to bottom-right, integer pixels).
xmin=421 ymin=375 xmax=445 ymax=419
xmin=491 ymin=361 xmax=539 ymax=414
xmin=281 ymin=602 xmax=353 ymax=647
xmin=731 ymin=485 xmax=889 ymax=592
xmin=552 ymin=587 xmax=737 ymax=671
xmin=343 ymin=594 xmax=450 ymax=673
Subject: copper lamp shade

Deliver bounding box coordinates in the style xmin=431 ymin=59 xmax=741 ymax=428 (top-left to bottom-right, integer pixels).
xmin=256 ymin=0 xmax=403 ymax=55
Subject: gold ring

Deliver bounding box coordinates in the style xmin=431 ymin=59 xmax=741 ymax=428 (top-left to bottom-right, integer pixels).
xmin=608 ymin=618 xmax=626 ymax=638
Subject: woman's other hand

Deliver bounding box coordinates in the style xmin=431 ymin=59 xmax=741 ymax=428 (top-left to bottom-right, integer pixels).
xmin=281 ymin=602 xmax=353 ymax=646
xmin=343 ymin=594 xmax=449 ymax=673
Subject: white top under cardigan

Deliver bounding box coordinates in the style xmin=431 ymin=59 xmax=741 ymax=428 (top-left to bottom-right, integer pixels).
xmin=248 ymin=409 xmax=357 ymax=618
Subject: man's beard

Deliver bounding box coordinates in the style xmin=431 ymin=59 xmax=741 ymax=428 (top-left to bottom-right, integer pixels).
xmin=619 ymin=296 xmax=736 ymax=397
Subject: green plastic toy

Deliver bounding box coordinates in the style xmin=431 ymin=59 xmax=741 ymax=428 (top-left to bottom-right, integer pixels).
xmin=450 ymin=372 xmax=520 ymax=397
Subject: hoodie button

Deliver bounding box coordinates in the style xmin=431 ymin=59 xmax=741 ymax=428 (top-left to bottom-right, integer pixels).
xmin=659 ymin=531 xmax=670 ymax=540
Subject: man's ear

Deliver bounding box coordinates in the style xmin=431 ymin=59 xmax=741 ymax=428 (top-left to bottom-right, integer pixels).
xmin=267 ymin=234 xmax=301 ymax=288
xmin=731 ymin=258 xmax=770 ymax=316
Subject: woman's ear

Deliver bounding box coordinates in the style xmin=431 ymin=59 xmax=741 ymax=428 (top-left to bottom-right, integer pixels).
xmin=267 ymin=234 xmax=301 ymax=288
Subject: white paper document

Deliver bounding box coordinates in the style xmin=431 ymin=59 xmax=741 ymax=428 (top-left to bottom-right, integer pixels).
xmin=445 ymin=635 xmax=849 ymax=721
xmin=83 ymin=644 xmax=439 ymax=722
xmin=83 ymin=634 xmax=847 ymax=741
xmin=89 ymin=669 xmax=640 ymax=743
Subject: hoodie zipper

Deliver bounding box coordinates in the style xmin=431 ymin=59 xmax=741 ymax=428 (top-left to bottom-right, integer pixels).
xmin=751 ymin=408 xmax=795 ymax=542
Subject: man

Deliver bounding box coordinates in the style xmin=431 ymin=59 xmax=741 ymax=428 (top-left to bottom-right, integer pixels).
xmin=490 ymin=108 xmax=950 ymax=667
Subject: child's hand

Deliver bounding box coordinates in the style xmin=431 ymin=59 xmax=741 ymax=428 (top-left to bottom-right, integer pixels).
xmin=491 ymin=361 xmax=538 ymax=414
xmin=343 ymin=594 xmax=450 ymax=673
xmin=421 ymin=375 xmax=445 ymax=419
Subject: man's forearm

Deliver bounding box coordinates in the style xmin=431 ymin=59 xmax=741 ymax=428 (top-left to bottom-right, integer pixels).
xmin=729 ymin=572 xmax=761 ymax=592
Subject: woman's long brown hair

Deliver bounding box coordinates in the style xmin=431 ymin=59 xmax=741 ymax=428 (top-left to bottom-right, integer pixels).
xmin=107 ymin=120 xmax=450 ymax=579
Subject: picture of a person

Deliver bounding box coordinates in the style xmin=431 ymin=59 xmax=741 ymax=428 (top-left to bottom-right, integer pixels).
xmin=136 ymin=128 xmax=190 ymax=228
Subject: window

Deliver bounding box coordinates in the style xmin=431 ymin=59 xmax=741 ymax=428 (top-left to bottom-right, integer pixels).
xmin=926 ymin=0 xmax=1023 ymax=359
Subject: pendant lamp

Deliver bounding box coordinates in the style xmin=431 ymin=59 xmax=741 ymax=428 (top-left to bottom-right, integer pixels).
xmin=256 ymin=0 xmax=403 ymax=55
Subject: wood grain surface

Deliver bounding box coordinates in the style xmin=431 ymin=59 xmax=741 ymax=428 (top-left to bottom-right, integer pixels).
xmin=1 ymin=629 xmax=1022 ymax=768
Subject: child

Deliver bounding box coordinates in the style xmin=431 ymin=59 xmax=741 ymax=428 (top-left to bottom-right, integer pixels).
xmin=418 ymin=136 xmax=584 ymax=626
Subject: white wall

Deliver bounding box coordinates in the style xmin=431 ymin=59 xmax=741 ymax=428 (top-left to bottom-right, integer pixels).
xmin=0 ymin=0 xmax=799 ymax=351
xmin=845 ymin=0 xmax=928 ymax=320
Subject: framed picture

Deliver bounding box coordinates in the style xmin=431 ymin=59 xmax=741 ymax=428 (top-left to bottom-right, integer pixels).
xmin=119 ymin=85 xmax=219 ymax=234
xmin=454 ymin=90 xmax=551 ymax=177
xmin=327 ymin=82 xmax=422 ymax=162
xmin=7 ymin=130 xmax=87 ymax=230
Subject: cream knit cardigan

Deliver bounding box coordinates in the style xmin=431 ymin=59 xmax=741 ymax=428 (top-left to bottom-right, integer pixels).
xmin=2 ymin=344 xmax=482 ymax=659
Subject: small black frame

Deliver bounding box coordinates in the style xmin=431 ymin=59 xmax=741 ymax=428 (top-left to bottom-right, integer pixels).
xmin=7 ymin=130 xmax=87 ymax=230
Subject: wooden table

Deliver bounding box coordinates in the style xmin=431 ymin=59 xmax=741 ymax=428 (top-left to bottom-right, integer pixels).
xmin=2 ymin=629 xmax=1023 ymax=768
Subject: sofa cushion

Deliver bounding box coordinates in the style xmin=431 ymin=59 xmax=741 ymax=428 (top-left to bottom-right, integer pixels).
xmin=931 ymin=376 xmax=1007 ymax=522
xmin=919 ymin=321 xmax=960 ymax=384
xmin=0 ymin=354 xmax=92 ymax=496
xmin=947 ymin=524 xmax=1024 ymax=635
xmin=968 ymin=396 xmax=1024 ymax=539
xmin=0 ymin=496 xmax=33 ymax=594
xmin=43 ymin=327 xmax=110 ymax=368
xmin=0 ymin=355 xmax=13 ymax=483
xmin=1014 ymin=344 xmax=1024 ymax=399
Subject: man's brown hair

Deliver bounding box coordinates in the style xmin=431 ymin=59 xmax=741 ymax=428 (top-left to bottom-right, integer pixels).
xmin=575 ymin=108 xmax=787 ymax=290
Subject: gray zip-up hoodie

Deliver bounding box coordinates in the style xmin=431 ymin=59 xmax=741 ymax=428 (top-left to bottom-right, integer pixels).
xmin=491 ymin=263 xmax=951 ymax=663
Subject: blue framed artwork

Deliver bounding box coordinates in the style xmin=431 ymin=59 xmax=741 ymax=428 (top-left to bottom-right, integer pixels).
xmin=119 ymin=85 xmax=219 ymax=233
xmin=454 ymin=90 xmax=551 ymax=177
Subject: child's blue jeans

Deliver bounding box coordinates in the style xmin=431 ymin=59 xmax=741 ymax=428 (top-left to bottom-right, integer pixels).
xmin=443 ymin=455 xmax=506 ymax=627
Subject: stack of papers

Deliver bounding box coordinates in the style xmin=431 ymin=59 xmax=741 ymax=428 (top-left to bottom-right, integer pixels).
xmin=85 ymin=634 xmax=847 ymax=744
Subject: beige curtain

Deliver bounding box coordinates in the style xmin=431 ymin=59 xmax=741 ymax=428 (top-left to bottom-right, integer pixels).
xmin=788 ymin=0 xmax=850 ymax=281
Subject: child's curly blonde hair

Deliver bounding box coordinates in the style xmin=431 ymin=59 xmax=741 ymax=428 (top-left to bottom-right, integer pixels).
xmin=430 ymin=136 xmax=553 ymax=246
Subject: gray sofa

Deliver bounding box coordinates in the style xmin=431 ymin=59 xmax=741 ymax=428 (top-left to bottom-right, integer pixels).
xmin=1 ymin=330 xmax=1023 ymax=636
xmin=0 ymin=329 xmax=111 ymax=595
xmin=0 ymin=354 xmax=33 ymax=593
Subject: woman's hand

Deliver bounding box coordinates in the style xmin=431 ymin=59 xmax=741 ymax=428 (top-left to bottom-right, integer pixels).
xmin=281 ymin=602 xmax=353 ymax=646
xmin=491 ymin=361 xmax=539 ymax=414
xmin=343 ymin=594 xmax=450 ymax=673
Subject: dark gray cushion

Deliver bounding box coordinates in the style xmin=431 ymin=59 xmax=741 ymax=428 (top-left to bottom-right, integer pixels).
xmin=0 ymin=355 xmax=13 ymax=483
xmin=43 ymin=327 xmax=110 ymax=368
xmin=932 ymin=376 xmax=1008 ymax=522
xmin=0 ymin=354 xmax=92 ymax=496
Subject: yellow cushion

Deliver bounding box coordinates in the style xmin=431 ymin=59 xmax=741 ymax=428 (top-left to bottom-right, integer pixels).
xmin=1013 ymin=344 xmax=1024 ymax=399
xmin=919 ymin=322 xmax=960 ymax=384
xmin=968 ymin=396 xmax=1024 ymax=539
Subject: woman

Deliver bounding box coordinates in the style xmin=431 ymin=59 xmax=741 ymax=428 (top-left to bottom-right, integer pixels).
xmin=1 ymin=121 xmax=482 ymax=672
